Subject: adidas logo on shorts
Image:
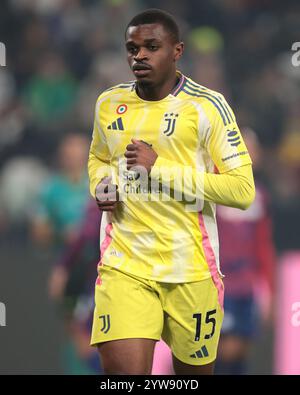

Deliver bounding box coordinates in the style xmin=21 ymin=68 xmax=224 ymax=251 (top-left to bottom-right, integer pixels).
xmin=190 ymin=345 xmax=209 ymax=358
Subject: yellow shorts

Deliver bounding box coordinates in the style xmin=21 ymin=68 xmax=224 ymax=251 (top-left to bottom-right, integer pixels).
xmin=91 ymin=265 xmax=224 ymax=365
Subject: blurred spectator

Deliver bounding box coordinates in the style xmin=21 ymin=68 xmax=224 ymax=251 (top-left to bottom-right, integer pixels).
xmin=215 ymin=128 xmax=276 ymax=375
xmin=49 ymin=198 xmax=102 ymax=374
xmin=31 ymin=133 xmax=89 ymax=248
xmin=22 ymin=51 xmax=78 ymax=126
xmin=271 ymin=126 xmax=300 ymax=253
xmin=0 ymin=157 xmax=49 ymax=229
xmin=187 ymin=26 xmax=229 ymax=96
xmin=0 ymin=69 xmax=26 ymax=167
xmin=0 ymin=69 xmax=15 ymax=109
xmin=30 ymin=132 xmax=91 ymax=374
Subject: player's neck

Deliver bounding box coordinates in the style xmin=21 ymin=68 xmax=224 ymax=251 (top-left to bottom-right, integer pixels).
xmin=136 ymin=73 xmax=179 ymax=101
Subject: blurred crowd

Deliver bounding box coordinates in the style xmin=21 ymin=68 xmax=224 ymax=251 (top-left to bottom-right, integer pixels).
xmin=0 ymin=0 xmax=300 ymax=374
xmin=1 ymin=0 xmax=300 ymax=246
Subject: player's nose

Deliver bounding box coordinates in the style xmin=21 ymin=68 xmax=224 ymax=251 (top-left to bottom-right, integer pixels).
xmin=134 ymin=47 xmax=148 ymax=61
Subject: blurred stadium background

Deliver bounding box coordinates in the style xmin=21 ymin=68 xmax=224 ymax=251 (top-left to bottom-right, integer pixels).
xmin=0 ymin=0 xmax=300 ymax=375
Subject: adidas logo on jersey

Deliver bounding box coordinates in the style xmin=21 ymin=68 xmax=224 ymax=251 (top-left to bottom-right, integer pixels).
xmin=190 ymin=345 xmax=209 ymax=358
xmin=107 ymin=117 xmax=124 ymax=131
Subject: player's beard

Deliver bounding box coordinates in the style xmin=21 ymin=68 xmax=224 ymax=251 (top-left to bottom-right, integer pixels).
xmin=136 ymin=78 xmax=153 ymax=87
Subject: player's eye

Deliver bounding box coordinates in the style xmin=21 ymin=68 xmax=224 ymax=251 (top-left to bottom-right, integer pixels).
xmin=148 ymin=45 xmax=158 ymax=51
xmin=127 ymin=46 xmax=138 ymax=54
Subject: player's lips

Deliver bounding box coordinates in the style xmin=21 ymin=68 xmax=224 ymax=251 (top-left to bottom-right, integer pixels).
xmin=132 ymin=63 xmax=152 ymax=77
xmin=133 ymin=69 xmax=151 ymax=77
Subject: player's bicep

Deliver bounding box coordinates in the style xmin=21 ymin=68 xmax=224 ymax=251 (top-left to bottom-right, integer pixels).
xmin=88 ymin=98 xmax=111 ymax=196
xmin=89 ymin=98 xmax=110 ymax=163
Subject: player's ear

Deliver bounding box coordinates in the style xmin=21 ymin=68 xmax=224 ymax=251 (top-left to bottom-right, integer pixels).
xmin=174 ymin=42 xmax=184 ymax=62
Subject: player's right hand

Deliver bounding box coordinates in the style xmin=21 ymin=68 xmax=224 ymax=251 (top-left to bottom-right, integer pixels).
xmin=95 ymin=176 xmax=119 ymax=212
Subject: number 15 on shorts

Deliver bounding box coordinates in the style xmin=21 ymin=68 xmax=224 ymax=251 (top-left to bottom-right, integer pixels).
xmin=193 ymin=309 xmax=216 ymax=341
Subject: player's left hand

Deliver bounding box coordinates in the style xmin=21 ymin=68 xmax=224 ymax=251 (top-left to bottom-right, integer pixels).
xmin=125 ymin=139 xmax=158 ymax=174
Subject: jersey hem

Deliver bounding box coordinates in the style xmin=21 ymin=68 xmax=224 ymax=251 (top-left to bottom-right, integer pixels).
xmin=90 ymin=335 xmax=160 ymax=347
xmin=171 ymin=348 xmax=217 ymax=366
xmin=100 ymin=263 xmax=213 ymax=284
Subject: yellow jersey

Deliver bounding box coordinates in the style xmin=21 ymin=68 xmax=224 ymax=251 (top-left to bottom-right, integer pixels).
xmin=88 ymin=72 xmax=252 ymax=283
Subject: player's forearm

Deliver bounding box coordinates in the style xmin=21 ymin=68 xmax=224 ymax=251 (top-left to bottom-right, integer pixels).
xmin=150 ymin=159 xmax=255 ymax=210
xmin=88 ymin=150 xmax=111 ymax=198
xmin=203 ymin=165 xmax=255 ymax=210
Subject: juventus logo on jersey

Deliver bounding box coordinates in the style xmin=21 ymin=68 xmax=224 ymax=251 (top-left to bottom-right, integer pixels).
xmin=162 ymin=113 xmax=179 ymax=136
xmin=99 ymin=314 xmax=111 ymax=333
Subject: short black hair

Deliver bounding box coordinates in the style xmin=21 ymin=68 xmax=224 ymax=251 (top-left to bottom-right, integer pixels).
xmin=126 ymin=9 xmax=180 ymax=43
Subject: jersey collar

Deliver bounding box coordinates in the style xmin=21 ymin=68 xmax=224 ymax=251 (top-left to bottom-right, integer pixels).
xmin=171 ymin=71 xmax=187 ymax=96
